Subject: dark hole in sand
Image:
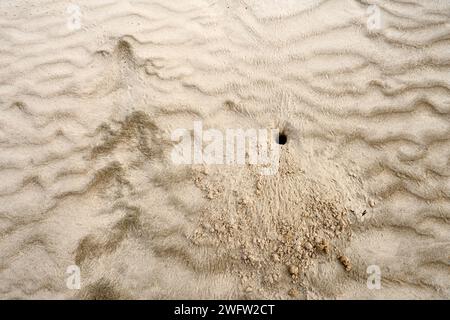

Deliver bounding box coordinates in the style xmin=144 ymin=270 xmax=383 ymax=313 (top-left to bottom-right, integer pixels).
xmin=277 ymin=132 xmax=287 ymax=145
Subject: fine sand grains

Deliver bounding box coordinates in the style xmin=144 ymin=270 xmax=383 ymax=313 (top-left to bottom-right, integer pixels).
xmin=0 ymin=0 xmax=449 ymax=299
xmin=190 ymin=143 xmax=365 ymax=298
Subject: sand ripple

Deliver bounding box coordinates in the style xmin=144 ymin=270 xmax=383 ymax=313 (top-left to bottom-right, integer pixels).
xmin=0 ymin=0 xmax=449 ymax=299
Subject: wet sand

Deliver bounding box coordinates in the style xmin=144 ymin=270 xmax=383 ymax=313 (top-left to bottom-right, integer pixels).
xmin=0 ymin=0 xmax=449 ymax=299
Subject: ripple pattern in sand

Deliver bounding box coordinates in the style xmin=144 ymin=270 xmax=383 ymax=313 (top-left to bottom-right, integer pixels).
xmin=0 ymin=0 xmax=449 ymax=299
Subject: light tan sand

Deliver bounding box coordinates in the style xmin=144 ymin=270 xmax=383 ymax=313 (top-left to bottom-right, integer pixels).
xmin=0 ymin=0 xmax=449 ymax=299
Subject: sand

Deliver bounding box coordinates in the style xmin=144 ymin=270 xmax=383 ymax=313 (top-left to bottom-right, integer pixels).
xmin=0 ymin=0 xmax=449 ymax=299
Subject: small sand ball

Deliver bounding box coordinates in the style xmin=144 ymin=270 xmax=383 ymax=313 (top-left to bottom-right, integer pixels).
xmin=288 ymin=265 xmax=299 ymax=276
xmin=316 ymin=239 xmax=330 ymax=255
xmin=288 ymin=288 xmax=299 ymax=297
xmin=338 ymin=255 xmax=352 ymax=271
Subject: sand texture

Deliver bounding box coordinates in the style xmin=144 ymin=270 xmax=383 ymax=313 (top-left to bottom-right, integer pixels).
xmin=0 ymin=0 xmax=449 ymax=299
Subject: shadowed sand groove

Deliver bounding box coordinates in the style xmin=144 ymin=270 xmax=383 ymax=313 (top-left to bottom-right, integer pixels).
xmin=0 ymin=0 xmax=449 ymax=299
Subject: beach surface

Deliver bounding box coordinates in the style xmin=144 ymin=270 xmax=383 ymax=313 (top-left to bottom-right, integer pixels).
xmin=0 ymin=0 xmax=449 ymax=299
